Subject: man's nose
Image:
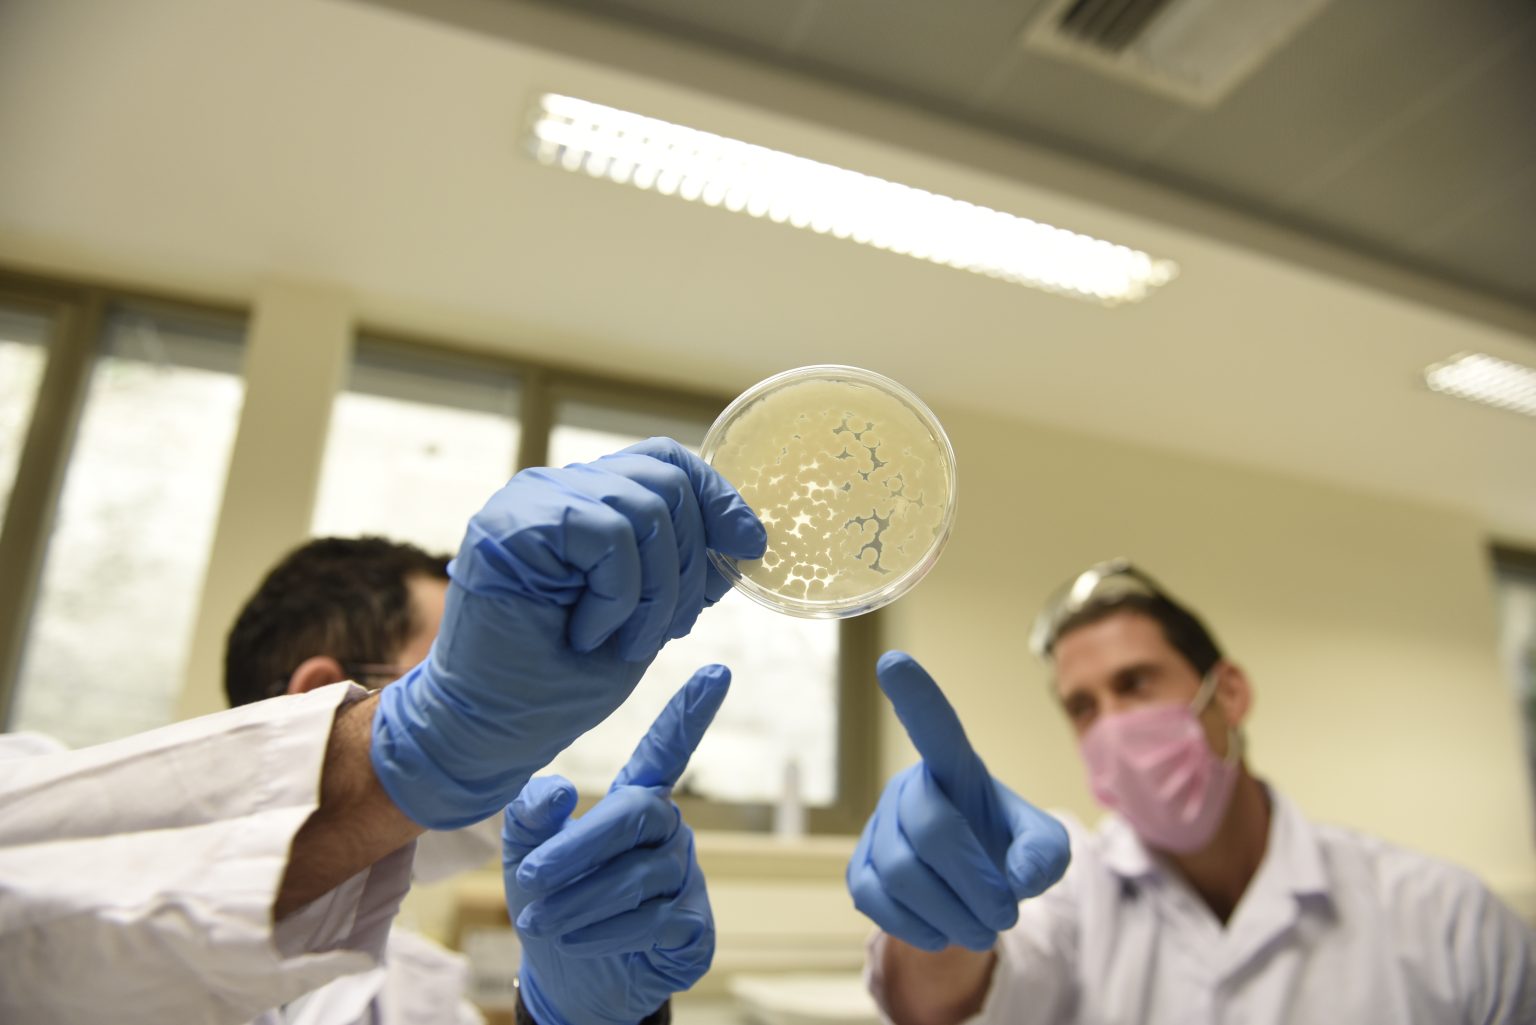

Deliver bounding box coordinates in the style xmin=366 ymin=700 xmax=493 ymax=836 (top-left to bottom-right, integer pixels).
xmin=1098 ymin=694 xmax=1136 ymax=719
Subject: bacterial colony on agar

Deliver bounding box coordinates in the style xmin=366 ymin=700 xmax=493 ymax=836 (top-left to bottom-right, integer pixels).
xmin=703 ymin=366 xmax=956 ymax=619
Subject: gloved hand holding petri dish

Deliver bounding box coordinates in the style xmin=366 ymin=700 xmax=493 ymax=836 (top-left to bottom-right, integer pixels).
xmin=700 ymin=365 xmax=957 ymax=618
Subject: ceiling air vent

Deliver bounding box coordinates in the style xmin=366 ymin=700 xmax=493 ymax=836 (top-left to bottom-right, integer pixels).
xmin=1056 ymin=0 xmax=1179 ymax=54
xmin=1021 ymin=0 xmax=1337 ymax=106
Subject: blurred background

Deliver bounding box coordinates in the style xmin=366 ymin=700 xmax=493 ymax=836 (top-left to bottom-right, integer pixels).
xmin=2 ymin=0 xmax=1534 ymax=1017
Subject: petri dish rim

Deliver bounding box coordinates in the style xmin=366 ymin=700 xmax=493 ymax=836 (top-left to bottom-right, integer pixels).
xmin=700 ymin=364 xmax=958 ymax=619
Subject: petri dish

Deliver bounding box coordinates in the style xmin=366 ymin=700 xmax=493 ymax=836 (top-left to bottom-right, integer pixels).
xmin=701 ymin=365 xmax=957 ymax=618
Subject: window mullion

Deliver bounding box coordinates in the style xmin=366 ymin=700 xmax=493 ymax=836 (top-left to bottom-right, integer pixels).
xmin=516 ymin=367 xmax=554 ymax=472
xmin=0 ymin=292 xmax=100 ymax=725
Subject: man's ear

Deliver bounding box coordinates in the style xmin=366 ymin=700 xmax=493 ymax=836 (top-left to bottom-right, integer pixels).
xmin=1215 ymin=661 xmax=1254 ymax=729
xmin=286 ymin=656 xmax=350 ymax=696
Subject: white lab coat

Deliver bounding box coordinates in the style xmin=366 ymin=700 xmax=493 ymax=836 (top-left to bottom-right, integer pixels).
xmin=867 ymin=788 xmax=1536 ymax=1024
xmin=0 ymin=683 xmax=483 ymax=1025
xmin=276 ymin=928 xmax=484 ymax=1025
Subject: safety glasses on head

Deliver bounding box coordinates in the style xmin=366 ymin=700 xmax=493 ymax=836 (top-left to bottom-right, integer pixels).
xmin=1029 ymin=558 xmax=1171 ymax=660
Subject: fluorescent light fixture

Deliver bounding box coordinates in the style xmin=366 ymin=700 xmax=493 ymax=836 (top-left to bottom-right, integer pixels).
xmin=1424 ymin=353 xmax=1536 ymax=419
xmin=526 ymin=93 xmax=1179 ymax=306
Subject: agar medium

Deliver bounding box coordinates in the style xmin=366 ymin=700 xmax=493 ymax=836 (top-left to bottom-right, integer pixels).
xmin=701 ymin=365 xmax=957 ymax=619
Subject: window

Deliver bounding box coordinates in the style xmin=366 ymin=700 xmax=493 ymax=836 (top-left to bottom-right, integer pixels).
xmin=312 ymin=341 xmax=521 ymax=555
xmin=8 ymin=305 xmax=246 ymax=748
xmin=542 ymin=398 xmax=844 ymax=809
xmin=0 ymin=306 xmax=51 ymax=536
xmin=0 ymin=275 xmax=877 ymax=829
xmin=1494 ymin=546 xmax=1536 ymax=835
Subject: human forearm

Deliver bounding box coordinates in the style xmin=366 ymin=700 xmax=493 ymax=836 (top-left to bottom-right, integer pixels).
xmin=881 ymin=937 xmax=996 ymax=1025
xmin=275 ymin=692 xmax=424 ymax=918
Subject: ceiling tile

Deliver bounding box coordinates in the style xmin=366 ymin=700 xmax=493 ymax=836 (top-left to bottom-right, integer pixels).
xmin=1423 ymin=188 xmax=1536 ymax=306
xmin=1294 ymin=31 xmax=1536 ymax=276
xmin=553 ymin=0 xmax=807 ymax=52
xmin=979 ymin=53 xmax=1193 ymax=162
xmin=790 ymin=0 xmax=1049 ymax=104
xmin=1141 ymin=0 xmax=1530 ymax=204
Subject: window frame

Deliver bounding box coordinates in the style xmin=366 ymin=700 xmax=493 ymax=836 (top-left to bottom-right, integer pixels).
xmin=0 ymin=267 xmax=250 ymax=730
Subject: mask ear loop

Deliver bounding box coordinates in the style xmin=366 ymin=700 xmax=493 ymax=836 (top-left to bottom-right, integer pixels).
xmin=1192 ymin=664 xmax=1245 ymax=766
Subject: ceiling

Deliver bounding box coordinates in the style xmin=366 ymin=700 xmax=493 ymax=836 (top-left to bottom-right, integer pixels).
xmin=0 ymin=0 xmax=1532 ymax=540
xmin=503 ymin=0 xmax=1536 ymax=311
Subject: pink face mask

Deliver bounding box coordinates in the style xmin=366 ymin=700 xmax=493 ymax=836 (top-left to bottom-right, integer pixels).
xmin=1079 ymin=671 xmax=1240 ymax=854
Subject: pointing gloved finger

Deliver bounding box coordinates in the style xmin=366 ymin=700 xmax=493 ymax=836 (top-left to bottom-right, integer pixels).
xmin=502 ymin=776 xmax=578 ymax=866
xmin=611 ymin=664 xmax=731 ymax=791
xmin=869 ymin=776 xmax=997 ymax=951
xmin=610 ymin=438 xmax=767 ymax=561
xmin=517 ymin=842 xmax=688 ymax=939
xmin=517 ymin=786 xmax=679 ymax=893
xmin=898 ymin=768 xmax=1021 ymax=934
xmin=876 ymin=650 xmax=1005 ymax=842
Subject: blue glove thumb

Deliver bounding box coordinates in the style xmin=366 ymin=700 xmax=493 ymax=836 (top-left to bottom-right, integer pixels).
xmin=1003 ymin=800 xmax=1073 ymax=899
xmin=504 ymin=776 xmax=579 ymax=865
xmin=608 ymin=439 xmax=767 ymax=570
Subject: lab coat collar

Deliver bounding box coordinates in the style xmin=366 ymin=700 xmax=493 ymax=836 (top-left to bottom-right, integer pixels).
xmin=1101 ymin=785 xmax=1334 ymax=977
xmin=1097 ymin=785 xmax=1332 ymax=901
xmin=1217 ymin=787 xmax=1333 ymax=978
xmin=1257 ymin=787 xmax=1330 ymax=899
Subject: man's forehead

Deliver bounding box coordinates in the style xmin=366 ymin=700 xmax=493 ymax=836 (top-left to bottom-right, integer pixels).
xmin=1050 ymin=610 xmax=1174 ymax=691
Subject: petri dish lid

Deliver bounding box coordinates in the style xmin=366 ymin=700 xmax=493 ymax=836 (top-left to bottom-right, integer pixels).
xmin=701 ymin=365 xmax=957 ymax=619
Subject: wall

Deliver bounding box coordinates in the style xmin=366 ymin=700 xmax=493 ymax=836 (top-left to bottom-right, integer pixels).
xmin=882 ymin=400 xmax=1536 ymax=908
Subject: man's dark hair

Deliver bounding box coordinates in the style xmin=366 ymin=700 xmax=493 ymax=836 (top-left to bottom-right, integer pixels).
xmin=224 ymin=536 xmax=450 ymax=708
xmin=1052 ymin=591 xmax=1224 ymax=678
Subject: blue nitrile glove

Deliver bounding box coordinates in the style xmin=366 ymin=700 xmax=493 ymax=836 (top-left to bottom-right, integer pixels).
xmin=503 ymin=664 xmax=728 ymax=1025
xmin=371 ymin=438 xmax=765 ymax=829
xmin=846 ymin=651 xmax=1071 ymax=952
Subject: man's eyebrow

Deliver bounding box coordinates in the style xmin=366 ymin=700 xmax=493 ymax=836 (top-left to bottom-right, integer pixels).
xmin=1110 ymin=661 xmax=1161 ymax=684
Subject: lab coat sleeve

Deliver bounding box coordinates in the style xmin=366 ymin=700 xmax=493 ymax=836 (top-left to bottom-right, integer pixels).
xmin=863 ymin=815 xmax=1085 ymax=1025
xmin=0 ymin=682 xmax=414 ymax=1025
xmin=1449 ymin=877 xmax=1536 ymax=1024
